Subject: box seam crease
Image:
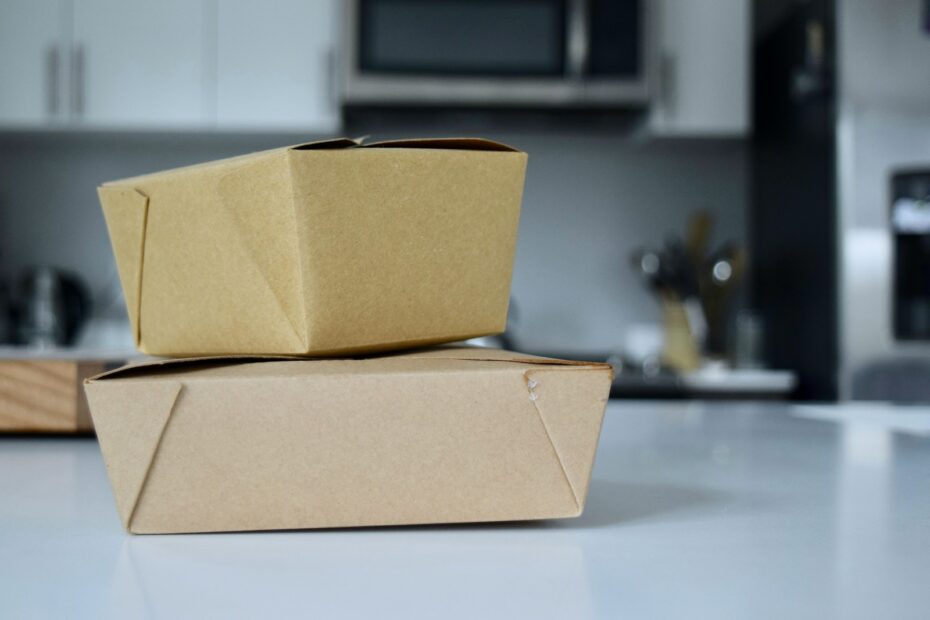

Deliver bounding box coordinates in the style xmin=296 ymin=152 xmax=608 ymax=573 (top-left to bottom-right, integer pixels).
xmin=125 ymin=382 xmax=183 ymax=532
xmin=522 ymin=369 xmax=581 ymax=512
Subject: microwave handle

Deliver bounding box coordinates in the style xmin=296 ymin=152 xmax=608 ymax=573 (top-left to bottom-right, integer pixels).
xmin=567 ymin=0 xmax=590 ymax=78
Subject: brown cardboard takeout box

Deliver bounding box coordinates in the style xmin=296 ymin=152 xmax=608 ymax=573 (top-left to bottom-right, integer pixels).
xmin=98 ymin=137 xmax=527 ymax=357
xmin=84 ymin=347 xmax=612 ymax=534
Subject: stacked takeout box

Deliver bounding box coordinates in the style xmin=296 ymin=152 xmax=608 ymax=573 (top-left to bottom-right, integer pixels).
xmin=85 ymin=137 xmax=612 ymax=534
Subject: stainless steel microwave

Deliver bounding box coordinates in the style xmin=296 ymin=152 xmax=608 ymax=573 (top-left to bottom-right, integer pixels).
xmin=340 ymin=0 xmax=652 ymax=107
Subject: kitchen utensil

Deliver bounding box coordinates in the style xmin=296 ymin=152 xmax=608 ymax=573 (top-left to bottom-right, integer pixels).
xmin=700 ymin=243 xmax=746 ymax=357
xmin=685 ymin=210 xmax=714 ymax=265
xmin=663 ymin=238 xmax=706 ymax=347
xmin=632 ymin=233 xmax=708 ymax=358
xmin=631 ymin=249 xmax=666 ymax=292
xmin=661 ymin=292 xmax=702 ymax=372
xmin=13 ymin=267 xmax=90 ymax=347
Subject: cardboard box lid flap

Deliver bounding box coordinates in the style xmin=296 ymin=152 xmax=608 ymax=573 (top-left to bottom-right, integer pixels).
xmin=97 ymin=186 xmax=149 ymax=346
xmin=289 ymin=137 xmax=362 ymax=151
xmin=84 ymin=379 xmax=182 ymax=529
xmin=86 ymin=348 xmax=609 ymax=382
xmin=400 ymin=346 xmax=609 ymax=367
xmin=100 ymin=136 xmax=519 ymax=191
xmin=86 ymin=355 xmax=300 ymax=382
xmin=362 ymin=137 xmax=519 ymax=152
xmin=99 ymin=138 xmax=361 ymax=189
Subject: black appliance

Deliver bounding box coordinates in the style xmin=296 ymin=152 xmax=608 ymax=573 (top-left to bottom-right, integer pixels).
xmin=751 ymin=0 xmax=838 ymax=400
xmin=892 ymin=169 xmax=930 ymax=340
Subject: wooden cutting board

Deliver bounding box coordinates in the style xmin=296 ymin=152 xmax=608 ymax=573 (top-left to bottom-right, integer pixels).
xmin=0 ymin=359 xmax=114 ymax=433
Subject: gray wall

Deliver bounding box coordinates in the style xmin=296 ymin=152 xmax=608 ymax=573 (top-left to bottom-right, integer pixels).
xmin=0 ymin=130 xmax=746 ymax=354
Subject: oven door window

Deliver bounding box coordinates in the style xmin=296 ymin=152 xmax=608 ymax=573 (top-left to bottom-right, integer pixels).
xmin=358 ymin=0 xmax=566 ymax=77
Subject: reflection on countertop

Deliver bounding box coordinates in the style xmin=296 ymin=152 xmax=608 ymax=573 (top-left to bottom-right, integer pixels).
xmin=1 ymin=401 xmax=928 ymax=619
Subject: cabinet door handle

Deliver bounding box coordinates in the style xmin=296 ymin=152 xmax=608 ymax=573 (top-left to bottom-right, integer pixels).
xmin=566 ymin=0 xmax=590 ymax=79
xmin=45 ymin=45 xmax=60 ymax=117
xmin=660 ymin=51 xmax=677 ymax=116
xmin=326 ymin=48 xmax=338 ymax=110
xmin=71 ymin=44 xmax=85 ymax=117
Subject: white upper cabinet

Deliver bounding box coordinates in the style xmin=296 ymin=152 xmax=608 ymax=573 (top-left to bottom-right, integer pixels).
xmin=0 ymin=0 xmax=69 ymax=127
xmin=71 ymin=0 xmax=207 ymax=129
xmin=649 ymin=0 xmax=751 ymax=136
xmin=216 ymin=0 xmax=338 ymax=131
xmin=0 ymin=0 xmax=339 ymax=132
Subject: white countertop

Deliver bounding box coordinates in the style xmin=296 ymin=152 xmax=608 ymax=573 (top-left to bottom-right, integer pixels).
xmin=1 ymin=401 xmax=928 ymax=619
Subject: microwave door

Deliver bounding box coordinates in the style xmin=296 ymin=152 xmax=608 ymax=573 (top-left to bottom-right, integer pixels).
xmin=356 ymin=0 xmax=566 ymax=77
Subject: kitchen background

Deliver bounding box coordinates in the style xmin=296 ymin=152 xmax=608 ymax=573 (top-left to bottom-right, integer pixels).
xmin=1 ymin=0 xmax=928 ymax=408
xmin=0 ymin=133 xmax=747 ymax=355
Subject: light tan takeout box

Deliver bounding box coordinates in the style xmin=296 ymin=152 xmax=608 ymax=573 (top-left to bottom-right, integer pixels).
xmin=84 ymin=347 xmax=612 ymax=534
xmin=98 ymin=138 xmax=527 ymax=357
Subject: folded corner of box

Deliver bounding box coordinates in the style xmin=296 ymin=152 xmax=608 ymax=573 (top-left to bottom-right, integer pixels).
xmin=86 ymin=379 xmax=183 ymax=531
xmin=98 ymin=185 xmax=150 ymax=347
xmin=522 ymin=365 xmax=612 ymax=510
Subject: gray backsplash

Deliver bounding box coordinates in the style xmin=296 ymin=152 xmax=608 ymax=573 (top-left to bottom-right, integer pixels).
xmin=0 ymin=130 xmax=746 ymax=354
